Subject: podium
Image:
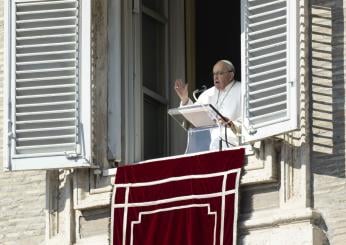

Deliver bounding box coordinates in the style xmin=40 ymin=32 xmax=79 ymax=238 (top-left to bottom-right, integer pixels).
xmin=168 ymin=104 xmax=230 ymax=154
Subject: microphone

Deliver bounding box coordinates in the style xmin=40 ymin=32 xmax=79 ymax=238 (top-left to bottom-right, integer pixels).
xmin=192 ymin=85 xmax=207 ymax=101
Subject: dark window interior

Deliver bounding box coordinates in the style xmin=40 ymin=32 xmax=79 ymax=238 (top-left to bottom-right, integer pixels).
xmin=195 ymin=1 xmax=241 ymax=89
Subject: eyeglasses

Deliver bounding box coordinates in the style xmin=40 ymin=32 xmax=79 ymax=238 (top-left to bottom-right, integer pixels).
xmin=212 ymin=70 xmax=233 ymax=76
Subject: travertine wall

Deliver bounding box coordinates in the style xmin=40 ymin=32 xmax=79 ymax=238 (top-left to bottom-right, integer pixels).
xmin=311 ymin=0 xmax=346 ymax=244
xmin=1 ymin=0 xmax=346 ymax=244
xmin=0 ymin=1 xmax=46 ymax=244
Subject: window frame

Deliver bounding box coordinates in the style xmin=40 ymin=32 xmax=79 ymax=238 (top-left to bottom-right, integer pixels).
xmin=107 ymin=0 xmax=122 ymax=163
xmin=141 ymin=0 xmax=170 ymax=160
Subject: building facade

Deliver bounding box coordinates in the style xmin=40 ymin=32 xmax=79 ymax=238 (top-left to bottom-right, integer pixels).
xmin=0 ymin=0 xmax=346 ymax=244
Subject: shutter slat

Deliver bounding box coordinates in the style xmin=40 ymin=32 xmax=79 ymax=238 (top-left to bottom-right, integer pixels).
xmin=249 ymin=41 xmax=286 ymax=53
xmin=17 ymin=126 xmax=76 ymax=134
xmin=249 ymin=92 xmax=287 ymax=104
xmin=249 ymin=110 xmax=288 ymax=128
xmin=17 ymin=118 xmax=75 ymax=125
xmin=17 ymin=42 xmax=76 ymax=49
xmin=17 ymin=50 xmax=76 ymax=57
xmin=17 ymin=25 xmax=76 ymax=32
xmin=16 ymin=101 xmax=75 ymax=108
xmin=16 ymin=67 xmax=75 ymax=74
xmin=248 ymin=24 xmax=286 ymax=37
xmin=249 ymin=101 xmax=286 ymax=113
xmin=248 ymin=7 xmax=286 ymax=19
xmin=249 ymin=15 xmax=286 ymax=28
xmin=249 ymin=109 xmax=287 ymax=121
xmin=16 ymin=143 xmax=76 ymax=151
xmin=17 ymin=84 xmax=75 ymax=91
xmin=248 ymin=32 xmax=286 ymax=45
xmin=17 ymin=59 xmax=76 ymax=66
xmin=17 ymin=75 xmax=75 ymax=83
xmin=248 ymin=67 xmax=286 ymax=79
xmin=17 ymin=33 xmax=75 ymax=41
xmin=249 ymin=58 xmax=286 ymax=70
xmin=249 ymin=50 xmax=286 ymax=62
xmin=17 ymin=0 xmax=76 ymax=7
xmin=16 ymin=109 xmax=76 ymax=117
xmin=248 ymin=0 xmax=286 ymax=11
xmin=17 ymin=135 xmax=75 ymax=142
xmin=248 ymin=75 xmax=286 ymax=88
xmin=17 ymin=92 xmax=75 ymax=100
xmin=17 ymin=8 xmax=76 ymax=16
xmin=249 ymin=84 xmax=286 ymax=96
xmin=17 ymin=117 xmax=74 ymax=124
xmin=17 ymin=16 xmax=76 ymax=24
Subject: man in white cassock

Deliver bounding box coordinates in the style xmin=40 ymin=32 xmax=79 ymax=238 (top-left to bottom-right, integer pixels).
xmin=174 ymin=59 xmax=241 ymax=150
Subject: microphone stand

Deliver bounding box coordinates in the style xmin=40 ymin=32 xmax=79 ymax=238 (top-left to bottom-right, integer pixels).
xmin=192 ymin=85 xmax=207 ymax=102
xmin=219 ymin=123 xmax=223 ymax=151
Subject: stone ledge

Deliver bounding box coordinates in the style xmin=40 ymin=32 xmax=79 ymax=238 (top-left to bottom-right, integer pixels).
xmin=239 ymin=208 xmax=322 ymax=231
xmin=238 ymin=208 xmax=327 ymax=245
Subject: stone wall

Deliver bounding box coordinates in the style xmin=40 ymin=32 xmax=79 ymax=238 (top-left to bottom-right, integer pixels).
xmin=1 ymin=0 xmax=346 ymax=244
xmin=0 ymin=1 xmax=46 ymax=244
xmin=311 ymin=0 xmax=346 ymax=244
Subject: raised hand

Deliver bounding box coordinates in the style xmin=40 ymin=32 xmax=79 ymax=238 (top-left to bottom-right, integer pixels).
xmin=174 ymin=79 xmax=189 ymax=104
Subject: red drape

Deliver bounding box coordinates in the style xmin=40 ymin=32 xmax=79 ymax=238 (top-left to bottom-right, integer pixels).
xmin=111 ymin=148 xmax=244 ymax=245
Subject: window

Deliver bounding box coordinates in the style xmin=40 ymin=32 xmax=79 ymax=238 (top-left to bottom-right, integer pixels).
xmin=141 ymin=0 xmax=169 ymax=160
xmin=241 ymin=0 xmax=299 ymax=142
xmin=4 ymin=0 xmax=91 ymax=170
xmin=4 ymin=0 xmax=299 ymax=170
xmin=186 ymin=0 xmax=299 ymax=143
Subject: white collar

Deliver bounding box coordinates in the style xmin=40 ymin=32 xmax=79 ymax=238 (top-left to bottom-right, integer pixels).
xmin=218 ymin=80 xmax=235 ymax=93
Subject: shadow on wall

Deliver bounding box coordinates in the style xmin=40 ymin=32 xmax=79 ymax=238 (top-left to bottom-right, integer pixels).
xmin=310 ymin=2 xmax=345 ymax=178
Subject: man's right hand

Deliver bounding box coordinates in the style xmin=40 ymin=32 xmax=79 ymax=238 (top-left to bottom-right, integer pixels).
xmin=174 ymin=79 xmax=189 ymax=105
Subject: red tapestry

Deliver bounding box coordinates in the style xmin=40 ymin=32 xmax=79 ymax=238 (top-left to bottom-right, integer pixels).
xmin=111 ymin=148 xmax=244 ymax=245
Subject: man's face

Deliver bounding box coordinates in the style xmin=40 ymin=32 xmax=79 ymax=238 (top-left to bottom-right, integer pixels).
xmin=213 ymin=62 xmax=234 ymax=90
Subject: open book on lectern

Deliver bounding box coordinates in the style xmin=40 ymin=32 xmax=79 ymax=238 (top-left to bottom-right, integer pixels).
xmin=168 ymin=104 xmax=226 ymax=130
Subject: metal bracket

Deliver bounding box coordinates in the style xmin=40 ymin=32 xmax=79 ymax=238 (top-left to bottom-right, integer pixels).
xmin=244 ymin=124 xmax=257 ymax=135
xmin=8 ymin=132 xmax=15 ymax=140
xmin=65 ymin=152 xmax=79 ymax=159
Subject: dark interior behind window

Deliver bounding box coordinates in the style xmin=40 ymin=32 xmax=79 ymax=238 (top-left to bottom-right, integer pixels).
xmin=195 ymin=1 xmax=241 ymax=88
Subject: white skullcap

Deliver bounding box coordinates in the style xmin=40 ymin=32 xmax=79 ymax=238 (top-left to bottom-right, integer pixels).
xmin=220 ymin=60 xmax=235 ymax=73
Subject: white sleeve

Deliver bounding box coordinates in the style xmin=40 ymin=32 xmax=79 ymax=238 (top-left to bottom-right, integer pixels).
xmin=195 ymin=90 xmax=210 ymax=105
xmin=179 ymin=98 xmax=193 ymax=107
xmin=180 ymin=88 xmax=212 ymax=106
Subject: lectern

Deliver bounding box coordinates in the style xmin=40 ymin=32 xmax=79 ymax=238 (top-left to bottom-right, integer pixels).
xmin=168 ymin=104 xmax=229 ymax=154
